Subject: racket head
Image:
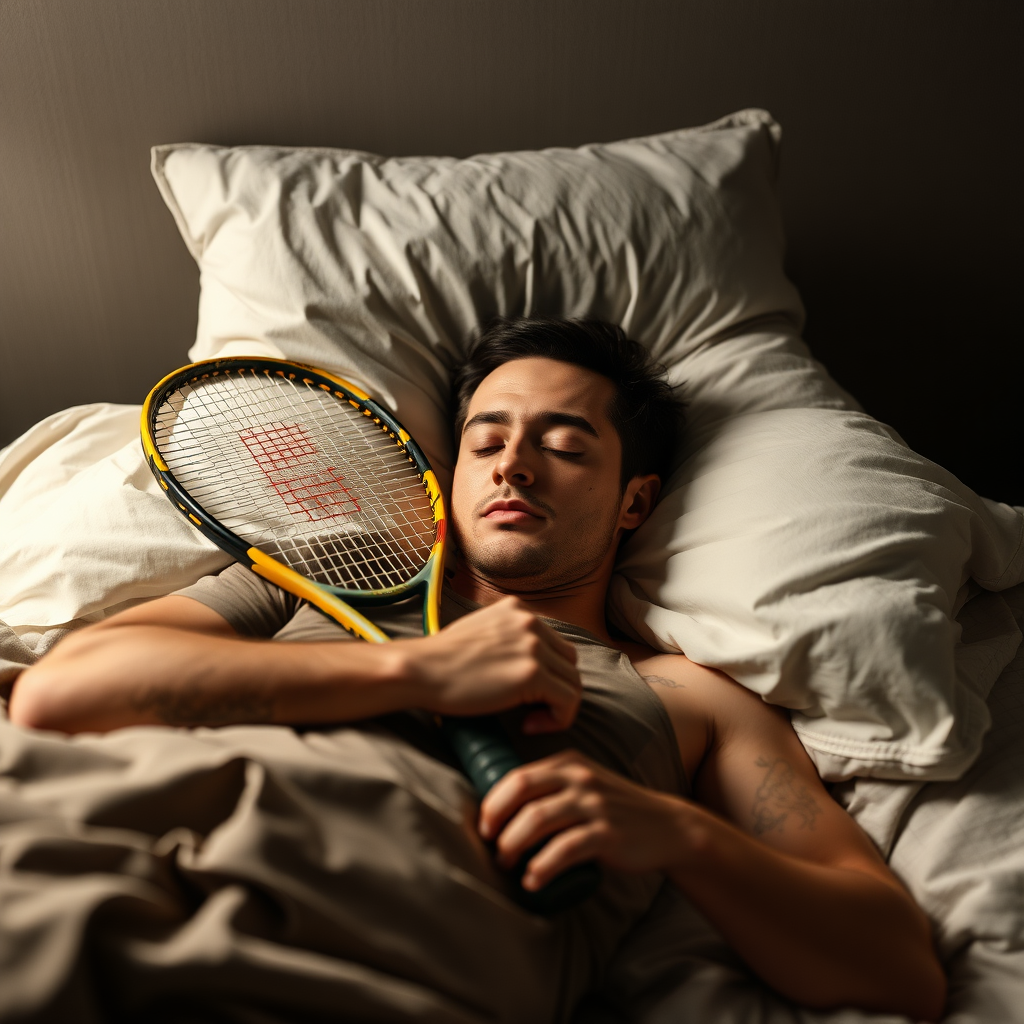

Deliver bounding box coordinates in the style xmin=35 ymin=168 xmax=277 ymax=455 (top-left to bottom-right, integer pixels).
xmin=142 ymin=357 xmax=447 ymax=635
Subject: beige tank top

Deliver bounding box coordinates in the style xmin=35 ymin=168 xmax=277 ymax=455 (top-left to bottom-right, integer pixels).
xmin=176 ymin=563 xmax=689 ymax=803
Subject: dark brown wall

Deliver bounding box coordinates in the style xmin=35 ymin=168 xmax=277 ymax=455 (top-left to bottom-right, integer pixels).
xmin=1 ymin=0 xmax=1020 ymax=502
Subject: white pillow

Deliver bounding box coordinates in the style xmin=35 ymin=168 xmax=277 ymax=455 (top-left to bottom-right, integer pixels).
xmin=147 ymin=113 xmax=1024 ymax=779
xmin=2 ymin=110 xmax=1021 ymax=784
xmin=151 ymin=110 xmax=854 ymax=484
xmin=611 ymin=408 xmax=1024 ymax=779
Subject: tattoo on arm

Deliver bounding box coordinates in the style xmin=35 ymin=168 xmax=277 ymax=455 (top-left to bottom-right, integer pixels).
xmin=751 ymin=757 xmax=821 ymax=835
xmin=644 ymin=675 xmax=685 ymax=689
xmin=130 ymin=684 xmax=274 ymax=726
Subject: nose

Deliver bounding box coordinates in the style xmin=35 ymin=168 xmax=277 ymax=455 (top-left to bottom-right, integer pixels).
xmin=493 ymin=436 xmax=535 ymax=488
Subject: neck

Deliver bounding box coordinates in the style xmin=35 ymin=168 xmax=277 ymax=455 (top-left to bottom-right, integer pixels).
xmin=448 ymin=550 xmax=618 ymax=642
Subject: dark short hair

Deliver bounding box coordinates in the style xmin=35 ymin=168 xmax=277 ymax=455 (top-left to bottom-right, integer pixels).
xmin=451 ymin=317 xmax=683 ymax=486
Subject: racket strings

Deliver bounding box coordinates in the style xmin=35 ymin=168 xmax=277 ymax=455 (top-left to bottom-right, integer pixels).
xmin=154 ymin=371 xmax=435 ymax=591
xmin=267 ymin=373 xmax=433 ymax=590
xmin=157 ymin=385 xmax=431 ymax=592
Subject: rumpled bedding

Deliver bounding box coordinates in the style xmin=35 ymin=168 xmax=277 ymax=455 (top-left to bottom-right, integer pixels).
xmin=1 ymin=585 xmax=1023 ymax=1023
xmin=0 ymin=708 xmax=592 ymax=1024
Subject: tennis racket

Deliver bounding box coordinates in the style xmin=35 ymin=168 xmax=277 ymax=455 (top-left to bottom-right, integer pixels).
xmin=141 ymin=355 xmax=600 ymax=913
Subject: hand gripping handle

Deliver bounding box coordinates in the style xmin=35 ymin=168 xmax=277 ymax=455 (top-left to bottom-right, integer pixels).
xmin=441 ymin=716 xmax=602 ymax=915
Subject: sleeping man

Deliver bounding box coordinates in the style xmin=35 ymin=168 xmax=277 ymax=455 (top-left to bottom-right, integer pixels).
xmin=10 ymin=318 xmax=945 ymax=1022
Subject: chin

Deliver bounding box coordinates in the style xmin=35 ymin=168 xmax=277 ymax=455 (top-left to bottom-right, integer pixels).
xmin=465 ymin=537 xmax=553 ymax=581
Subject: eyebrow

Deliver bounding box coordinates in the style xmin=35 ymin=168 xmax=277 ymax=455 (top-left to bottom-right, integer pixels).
xmin=462 ymin=410 xmax=600 ymax=438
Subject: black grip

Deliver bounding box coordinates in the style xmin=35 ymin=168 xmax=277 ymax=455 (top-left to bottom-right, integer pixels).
xmin=440 ymin=716 xmax=602 ymax=915
xmin=441 ymin=715 xmax=522 ymax=794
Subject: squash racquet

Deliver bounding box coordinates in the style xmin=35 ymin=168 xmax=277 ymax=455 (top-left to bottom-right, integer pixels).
xmin=141 ymin=356 xmax=600 ymax=913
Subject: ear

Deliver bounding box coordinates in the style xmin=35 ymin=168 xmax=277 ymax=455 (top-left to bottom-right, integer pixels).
xmin=617 ymin=474 xmax=661 ymax=532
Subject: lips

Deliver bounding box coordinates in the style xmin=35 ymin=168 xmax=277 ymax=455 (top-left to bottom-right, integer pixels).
xmin=482 ymin=498 xmax=545 ymax=523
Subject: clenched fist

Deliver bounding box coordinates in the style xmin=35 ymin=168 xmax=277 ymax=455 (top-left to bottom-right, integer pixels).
xmin=478 ymin=749 xmax=689 ymax=891
xmin=398 ymin=596 xmax=582 ymax=733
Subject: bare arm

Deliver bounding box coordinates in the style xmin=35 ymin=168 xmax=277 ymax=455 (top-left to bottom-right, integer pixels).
xmin=8 ymin=594 xmax=581 ymax=734
xmin=479 ymin=657 xmax=946 ymax=1022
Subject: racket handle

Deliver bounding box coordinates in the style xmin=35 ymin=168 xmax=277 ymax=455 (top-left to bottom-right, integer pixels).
xmin=440 ymin=716 xmax=602 ymax=915
xmin=440 ymin=715 xmax=521 ymax=794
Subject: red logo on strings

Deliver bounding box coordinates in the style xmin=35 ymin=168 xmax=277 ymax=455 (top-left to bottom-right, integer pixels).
xmin=239 ymin=423 xmax=361 ymax=521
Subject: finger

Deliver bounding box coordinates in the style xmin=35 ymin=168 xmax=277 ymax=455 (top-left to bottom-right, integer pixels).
xmin=522 ymin=683 xmax=580 ymax=734
xmin=495 ymin=790 xmax=587 ymax=867
xmin=517 ymin=659 xmax=581 ymax=731
xmin=521 ymin=823 xmax=604 ymax=891
xmin=531 ymin=691 xmax=579 ymax=733
xmin=499 ymin=600 xmax=577 ymax=677
xmin=479 ymin=761 xmax=570 ymax=839
xmin=521 ymin=705 xmax=565 ymax=735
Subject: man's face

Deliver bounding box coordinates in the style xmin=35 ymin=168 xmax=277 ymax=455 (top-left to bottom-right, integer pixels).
xmin=451 ymin=357 xmax=628 ymax=591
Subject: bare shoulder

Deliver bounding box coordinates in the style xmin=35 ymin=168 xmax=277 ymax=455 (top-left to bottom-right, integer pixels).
xmin=611 ymin=638 xmax=752 ymax=791
xmin=616 ymin=639 xmax=890 ymax=875
xmin=618 ymin=640 xmax=749 ymax=698
xmin=615 ymin=637 xmax=773 ymax=720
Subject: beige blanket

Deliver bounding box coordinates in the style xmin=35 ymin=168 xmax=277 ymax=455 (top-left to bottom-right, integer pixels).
xmin=0 ymin=707 xmax=650 ymax=1024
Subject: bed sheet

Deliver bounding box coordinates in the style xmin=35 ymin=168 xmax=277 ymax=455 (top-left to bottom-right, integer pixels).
xmin=1 ymin=584 xmax=1022 ymax=1022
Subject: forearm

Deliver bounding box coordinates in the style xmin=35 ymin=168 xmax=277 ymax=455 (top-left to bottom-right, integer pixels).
xmin=666 ymin=802 xmax=945 ymax=1020
xmin=9 ymin=625 xmax=418 ymax=733
xmin=9 ymin=595 xmax=583 ymax=735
